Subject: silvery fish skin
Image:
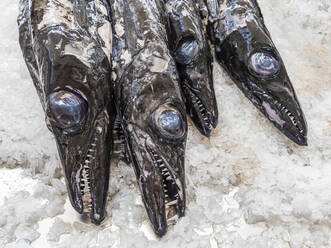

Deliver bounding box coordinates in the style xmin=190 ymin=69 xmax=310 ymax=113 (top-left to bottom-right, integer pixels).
xmin=165 ymin=0 xmax=218 ymax=136
xmin=111 ymin=0 xmax=187 ymax=236
xmin=200 ymin=0 xmax=308 ymax=145
xmin=18 ymin=0 xmax=115 ymax=224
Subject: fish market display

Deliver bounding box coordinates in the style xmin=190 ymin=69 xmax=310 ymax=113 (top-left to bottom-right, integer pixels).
xmin=18 ymin=0 xmax=308 ymax=237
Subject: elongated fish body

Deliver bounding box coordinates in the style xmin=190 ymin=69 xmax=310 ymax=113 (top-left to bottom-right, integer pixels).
xmin=111 ymin=0 xmax=187 ymax=236
xmin=165 ymin=0 xmax=218 ymax=136
xmin=200 ymin=0 xmax=307 ymax=145
xmin=18 ymin=0 xmax=115 ymax=223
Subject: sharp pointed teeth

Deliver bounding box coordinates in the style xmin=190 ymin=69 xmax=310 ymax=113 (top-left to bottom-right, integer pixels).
xmin=79 ymin=132 xmax=101 ymax=214
xmin=165 ymin=200 xmax=177 ymax=206
xmin=272 ymin=98 xmax=304 ymax=133
xmin=151 ymin=151 xmax=181 ymax=205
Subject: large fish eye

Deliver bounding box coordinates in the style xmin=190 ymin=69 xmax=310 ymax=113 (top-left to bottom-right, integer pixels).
xmin=153 ymin=105 xmax=185 ymax=140
xmin=48 ymin=90 xmax=88 ymax=128
xmin=174 ymin=36 xmax=199 ymax=65
xmin=248 ymin=51 xmax=279 ymax=77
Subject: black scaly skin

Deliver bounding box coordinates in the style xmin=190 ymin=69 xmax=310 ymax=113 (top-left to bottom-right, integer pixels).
xmin=18 ymin=0 xmax=115 ymax=224
xmin=199 ymin=0 xmax=308 ymax=145
xmin=165 ymin=0 xmax=218 ymax=136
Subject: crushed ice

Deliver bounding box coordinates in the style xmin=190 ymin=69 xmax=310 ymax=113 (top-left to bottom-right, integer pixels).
xmin=0 ymin=0 xmax=330 ymax=247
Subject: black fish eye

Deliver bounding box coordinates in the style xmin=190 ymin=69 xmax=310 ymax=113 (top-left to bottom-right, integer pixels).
xmin=174 ymin=36 xmax=199 ymax=65
xmin=153 ymin=106 xmax=185 ymax=140
xmin=248 ymin=51 xmax=279 ymax=77
xmin=48 ymin=90 xmax=88 ymax=128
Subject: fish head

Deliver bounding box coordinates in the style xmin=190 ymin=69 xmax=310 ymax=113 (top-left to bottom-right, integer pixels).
xmin=118 ymin=50 xmax=187 ymax=236
xmin=173 ymin=34 xmax=218 ymax=136
xmin=215 ymin=19 xmax=307 ymax=145
xmin=35 ymin=29 xmax=115 ymax=224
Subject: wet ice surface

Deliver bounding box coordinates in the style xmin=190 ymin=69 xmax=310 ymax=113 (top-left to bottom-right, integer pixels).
xmin=0 ymin=0 xmax=330 ymax=247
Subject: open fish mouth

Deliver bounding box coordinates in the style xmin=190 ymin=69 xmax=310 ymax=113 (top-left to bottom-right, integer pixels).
xmin=63 ymin=114 xmax=112 ymax=225
xmin=125 ymin=126 xmax=186 ymax=237
xmin=182 ymin=83 xmax=217 ymax=136
xmin=79 ymin=131 xmax=99 ymax=215
xmin=247 ymin=84 xmax=307 ymax=145
xmin=149 ymin=150 xmax=184 ymax=224
xmin=271 ymin=98 xmax=305 ymax=135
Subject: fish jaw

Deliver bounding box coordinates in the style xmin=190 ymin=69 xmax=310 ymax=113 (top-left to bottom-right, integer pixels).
xmin=125 ymin=123 xmax=186 ymax=237
xmin=181 ymin=81 xmax=218 ymax=137
xmin=245 ymin=82 xmax=308 ymax=146
xmin=53 ymin=111 xmax=112 ymax=223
